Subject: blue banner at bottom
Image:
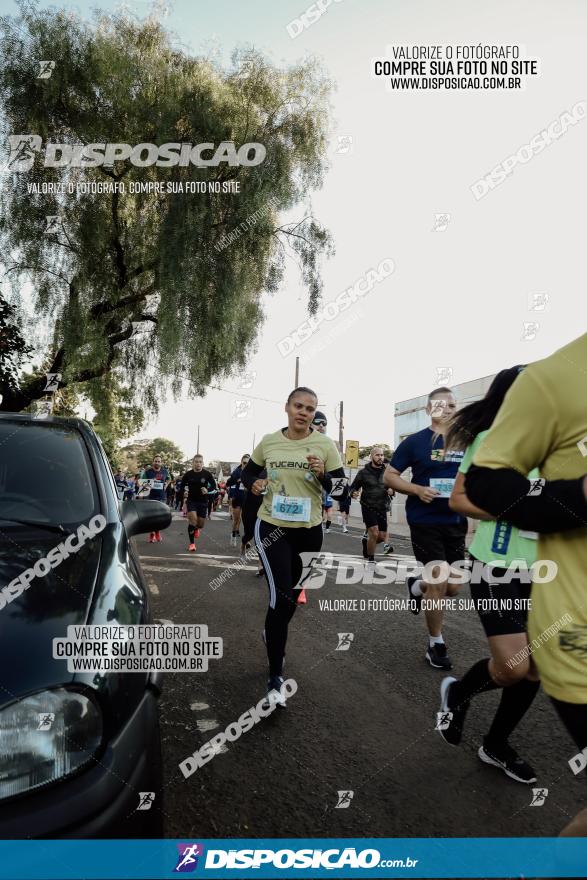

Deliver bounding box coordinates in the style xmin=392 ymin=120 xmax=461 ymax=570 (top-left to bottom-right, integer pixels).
xmin=0 ymin=838 xmax=586 ymax=879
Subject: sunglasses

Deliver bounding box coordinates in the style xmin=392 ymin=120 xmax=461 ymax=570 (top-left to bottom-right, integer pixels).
xmin=313 ymin=419 xmax=327 ymax=427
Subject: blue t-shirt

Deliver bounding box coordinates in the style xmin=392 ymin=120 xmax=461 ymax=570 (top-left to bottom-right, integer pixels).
xmin=390 ymin=427 xmax=465 ymax=526
xmin=141 ymin=467 xmax=169 ymax=502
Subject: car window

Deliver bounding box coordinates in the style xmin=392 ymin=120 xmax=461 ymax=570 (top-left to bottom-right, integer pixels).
xmin=0 ymin=421 xmax=99 ymax=525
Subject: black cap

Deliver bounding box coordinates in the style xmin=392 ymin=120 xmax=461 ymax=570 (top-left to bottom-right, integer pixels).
xmin=312 ymin=411 xmax=327 ymax=425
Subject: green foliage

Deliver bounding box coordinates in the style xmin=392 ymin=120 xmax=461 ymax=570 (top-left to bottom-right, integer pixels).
xmin=0 ymin=0 xmax=334 ymax=417
xmin=359 ymin=443 xmax=393 ymax=461
xmin=0 ymin=291 xmax=33 ymax=394
xmin=118 ymin=436 xmax=184 ymax=475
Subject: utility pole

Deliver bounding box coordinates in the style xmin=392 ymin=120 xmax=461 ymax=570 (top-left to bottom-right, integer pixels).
xmin=294 ymin=356 xmax=299 ymax=387
xmin=338 ymin=401 xmax=344 ymax=454
xmin=196 ymin=425 xmax=200 ymax=454
xmin=252 ymin=432 xmax=256 ymax=449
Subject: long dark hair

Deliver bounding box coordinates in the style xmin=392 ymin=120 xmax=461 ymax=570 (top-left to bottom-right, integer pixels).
xmin=445 ymin=366 xmax=525 ymax=451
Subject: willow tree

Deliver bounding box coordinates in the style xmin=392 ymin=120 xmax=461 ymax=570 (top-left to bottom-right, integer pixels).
xmin=0 ymin=0 xmax=333 ymax=414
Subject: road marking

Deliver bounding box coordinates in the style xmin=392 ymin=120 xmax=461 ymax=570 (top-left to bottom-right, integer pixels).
xmin=195 ymin=719 xmax=220 ymax=733
xmin=190 ymin=701 xmax=209 ymax=711
xmin=141 ymin=564 xmax=191 ymax=573
xmin=140 ymin=553 xmax=238 ymax=562
xmin=140 ymin=553 xmax=259 ymax=570
xmin=145 ymin=575 xmax=159 ymax=595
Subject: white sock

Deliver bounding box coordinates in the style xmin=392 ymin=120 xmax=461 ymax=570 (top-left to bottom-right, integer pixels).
xmin=409 ymin=577 xmax=423 ymax=597
xmin=429 ymin=634 xmax=445 ymax=647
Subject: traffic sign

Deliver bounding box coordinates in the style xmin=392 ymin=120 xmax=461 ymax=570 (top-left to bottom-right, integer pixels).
xmin=344 ymin=440 xmax=359 ymax=468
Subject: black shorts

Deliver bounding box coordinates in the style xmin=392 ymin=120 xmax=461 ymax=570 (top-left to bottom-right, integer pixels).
xmin=409 ymin=522 xmax=467 ymax=566
xmin=469 ymin=556 xmax=532 ymax=637
xmin=361 ymin=505 xmax=388 ymax=532
xmin=187 ymin=500 xmax=208 ymax=518
xmin=338 ymin=498 xmax=351 ymax=514
xmin=231 ymin=496 xmax=243 ymax=510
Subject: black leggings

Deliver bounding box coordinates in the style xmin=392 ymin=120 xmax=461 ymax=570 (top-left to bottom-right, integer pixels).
xmin=254 ymin=519 xmax=323 ymax=677
xmin=242 ymin=494 xmax=263 ymax=546
xmin=551 ymin=697 xmax=587 ymax=752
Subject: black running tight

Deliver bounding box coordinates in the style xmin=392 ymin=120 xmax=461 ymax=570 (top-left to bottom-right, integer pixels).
xmin=254 ymin=519 xmax=323 ymax=677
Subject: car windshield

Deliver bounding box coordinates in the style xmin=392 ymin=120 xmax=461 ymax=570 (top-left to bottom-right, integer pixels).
xmin=0 ymin=420 xmax=99 ymax=527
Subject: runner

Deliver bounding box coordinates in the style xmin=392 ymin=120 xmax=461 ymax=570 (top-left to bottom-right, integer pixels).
xmin=241 ymin=467 xmax=267 ymax=573
xmin=337 ymin=481 xmax=351 ymax=533
xmin=166 ymin=478 xmax=175 ymax=508
xmin=179 ymin=454 xmax=218 ymax=552
xmin=465 ymin=333 xmax=587 ymax=833
xmin=322 ymin=489 xmax=334 ymax=533
xmin=206 ymin=483 xmax=218 ymax=519
xmin=140 ymin=454 xmax=170 ymax=543
xmin=384 ymin=387 xmax=466 ymax=670
xmin=434 ymin=366 xmax=541 ymax=784
xmin=174 ymin=476 xmax=183 ymax=510
xmin=113 ymin=468 xmax=126 ymax=499
xmin=241 ymin=387 xmax=345 ymax=707
xmin=350 ymin=447 xmax=394 ymax=563
xmin=226 ymin=455 xmax=250 ymax=545
xmin=310 ymin=412 xmax=335 ymax=534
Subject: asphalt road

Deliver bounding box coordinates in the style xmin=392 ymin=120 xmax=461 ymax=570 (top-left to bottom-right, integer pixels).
xmin=136 ymin=506 xmax=584 ymax=841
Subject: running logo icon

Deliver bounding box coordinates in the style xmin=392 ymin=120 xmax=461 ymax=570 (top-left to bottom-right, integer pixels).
xmin=529 ymin=788 xmax=548 ymax=806
xmin=37 ymin=713 xmax=55 ymax=730
xmin=527 ymin=478 xmax=545 ymax=497
xmin=298 ymin=551 xmax=334 ymax=590
xmin=335 ymin=790 xmax=354 ymax=809
xmin=6 ymin=135 xmax=42 ymax=172
xmin=336 ymin=632 xmax=354 ymax=651
xmin=37 ymin=60 xmax=55 ymax=78
xmin=432 ymin=212 xmax=451 ymax=231
xmin=174 ymin=843 xmax=205 ymax=872
xmin=330 ymin=477 xmax=348 ymax=498
xmin=137 ymin=792 xmax=155 ymax=811
xmin=436 ymin=710 xmax=453 ymax=731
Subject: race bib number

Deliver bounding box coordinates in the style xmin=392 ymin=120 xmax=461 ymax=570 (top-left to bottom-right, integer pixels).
xmin=330 ymin=477 xmax=348 ymax=499
xmin=151 ymin=480 xmax=164 ymax=490
xmin=518 ymin=530 xmax=539 ymax=540
xmin=271 ymin=494 xmax=311 ymax=523
xmin=429 ymin=478 xmax=455 ymax=498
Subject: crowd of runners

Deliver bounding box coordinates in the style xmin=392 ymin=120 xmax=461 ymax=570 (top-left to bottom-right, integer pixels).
xmin=126 ymin=331 xmax=586 ymax=838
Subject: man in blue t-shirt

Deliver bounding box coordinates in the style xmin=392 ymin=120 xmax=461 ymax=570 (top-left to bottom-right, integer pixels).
xmin=385 ymin=387 xmax=467 ymax=671
xmin=140 ymin=454 xmax=170 ymax=543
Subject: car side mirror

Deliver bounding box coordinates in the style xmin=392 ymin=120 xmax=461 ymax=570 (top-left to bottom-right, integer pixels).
xmin=120 ymin=500 xmax=171 ymax=537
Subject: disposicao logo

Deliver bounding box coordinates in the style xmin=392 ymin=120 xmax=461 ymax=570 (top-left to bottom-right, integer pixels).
xmin=5 ymin=135 xmax=266 ymax=172
xmin=174 ymin=843 xmax=205 ymax=873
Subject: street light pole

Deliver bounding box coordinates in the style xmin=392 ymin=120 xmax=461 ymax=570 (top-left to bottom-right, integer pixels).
xmin=196 ymin=425 xmax=200 ymax=454
xmin=338 ymin=401 xmax=344 ymax=454
xmin=294 ymin=356 xmax=299 ymax=387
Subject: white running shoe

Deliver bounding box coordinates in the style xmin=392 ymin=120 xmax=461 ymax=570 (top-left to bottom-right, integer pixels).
xmin=262 ymin=676 xmax=287 ymax=710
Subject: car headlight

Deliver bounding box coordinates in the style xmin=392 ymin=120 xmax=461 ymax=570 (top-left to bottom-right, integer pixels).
xmin=0 ymin=688 xmax=102 ymax=800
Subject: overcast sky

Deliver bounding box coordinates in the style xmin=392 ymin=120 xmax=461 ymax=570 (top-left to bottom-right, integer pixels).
xmin=27 ymin=0 xmax=587 ymax=462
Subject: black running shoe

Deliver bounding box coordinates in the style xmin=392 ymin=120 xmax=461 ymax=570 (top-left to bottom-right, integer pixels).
xmin=361 ymin=535 xmax=368 ymax=559
xmin=478 ymin=740 xmax=537 ymax=784
xmin=382 ymin=543 xmax=395 ymax=556
xmin=437 ymin=676 xmax=468 ymax=746
xmin=407 ymin=576 xmax=422 ymax=614
xmin=426 ymin=642 xmax=453 ymax=670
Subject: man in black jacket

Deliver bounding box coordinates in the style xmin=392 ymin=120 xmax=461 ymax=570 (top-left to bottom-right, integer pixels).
xmin=350 ymin=447 xmax=394 ymax=563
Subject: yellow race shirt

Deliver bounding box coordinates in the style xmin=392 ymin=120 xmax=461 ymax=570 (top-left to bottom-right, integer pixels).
xmin=473 ymin=333 xmax=587 ymax=703
xmin=252 ymin=428 xmax=343 ymax=529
